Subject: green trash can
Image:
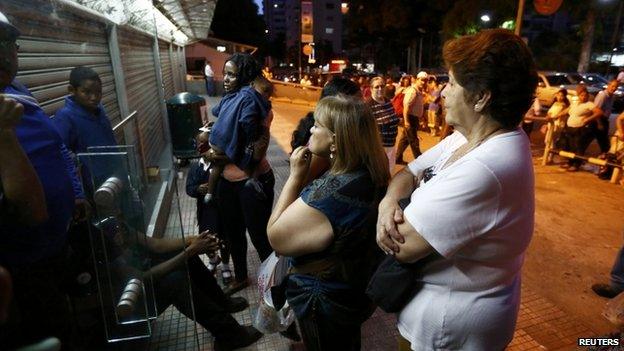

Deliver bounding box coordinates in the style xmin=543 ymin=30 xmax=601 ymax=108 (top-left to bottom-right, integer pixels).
xmin=166 ymin=92 xmax=206 ymax=159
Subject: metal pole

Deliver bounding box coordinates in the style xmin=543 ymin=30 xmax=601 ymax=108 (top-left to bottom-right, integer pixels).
xmin=298 ymin=5 xmax=302 ymax=81
xmin=515 ymin=0 xmax=526 ymax=36
xmin=418 ymin=36 xmax=423 ymax=72
xmin=150 ymin=10 xmax=172 ymax=145
xmin=607 ymin=1 xmax=624 ymax=77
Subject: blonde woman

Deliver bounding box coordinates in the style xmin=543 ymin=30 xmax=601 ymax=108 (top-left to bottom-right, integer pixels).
xmin=267 ymin=95 xmax=389 ymax=350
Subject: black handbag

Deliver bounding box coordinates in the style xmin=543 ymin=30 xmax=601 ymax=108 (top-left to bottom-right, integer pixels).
xmin=365 ymin=255 xmax=420 ymax=313
xmin=365 ymin=196 xmax=419 ymax=313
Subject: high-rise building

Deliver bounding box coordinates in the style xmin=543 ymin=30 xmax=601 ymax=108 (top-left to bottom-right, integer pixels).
xmin=263 ymin=0 xmax=287 ymax=41
xmin=265 ymin=0 xmax=343 ymax=60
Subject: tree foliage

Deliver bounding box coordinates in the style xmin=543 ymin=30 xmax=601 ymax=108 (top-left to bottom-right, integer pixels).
xmin=344 ymin=0 xmax=454 ymax=71
xmin=441 ymin=0 xmax=516 ymax=39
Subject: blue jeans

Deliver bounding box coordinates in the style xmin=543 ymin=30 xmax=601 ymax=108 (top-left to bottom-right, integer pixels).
xmin=286 ymin=274 xmax=376 ymax=351
xmin=611 ymin=244 xmax=624 ymax=290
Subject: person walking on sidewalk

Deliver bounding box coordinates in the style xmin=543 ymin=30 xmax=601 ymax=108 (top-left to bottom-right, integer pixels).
xmin=396 ymin=71 xmax=427 ymax=164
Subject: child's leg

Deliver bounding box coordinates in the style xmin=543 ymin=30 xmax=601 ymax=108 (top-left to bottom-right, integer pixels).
xmin=204 ymin=163 xmax=224 ymax=203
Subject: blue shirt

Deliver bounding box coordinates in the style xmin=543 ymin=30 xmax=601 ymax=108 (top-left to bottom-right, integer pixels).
xmin=210 ymin=86 xmax=270 ymax=170
xmin=53 ymin=96 xmax=118 ymax=192
xmin=594 ymin=90 xmax=615 ymax=117
xmin=0 ymin=82 xmax=78 ymax=268
xmin=53 ymin=96 xmax=117 ymax=154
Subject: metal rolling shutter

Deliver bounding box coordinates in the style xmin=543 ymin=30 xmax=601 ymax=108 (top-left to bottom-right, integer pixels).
xmin=174 ymin=45 xmax=187 ymax=92
xmin=118 ymin=26 xmax=166 ymax=168
xmin=159 ymin=40 xmax=174 ymax=99
xmin=2 ymin=0 xmax=123 ymax=141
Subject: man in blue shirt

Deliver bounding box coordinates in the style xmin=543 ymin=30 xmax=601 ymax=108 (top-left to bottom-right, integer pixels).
xmin=592 ymin=80 xmax=619 ymax=154
xmin=0 ymin=13 xmax=84 ymax=349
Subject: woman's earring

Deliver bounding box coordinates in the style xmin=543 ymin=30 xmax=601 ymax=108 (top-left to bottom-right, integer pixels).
xmin=330 ymin=145 xmax=336 ymax=159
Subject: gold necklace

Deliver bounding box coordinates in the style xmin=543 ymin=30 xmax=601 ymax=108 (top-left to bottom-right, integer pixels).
xmin=442 ymin=129 xmax=505 ymax=170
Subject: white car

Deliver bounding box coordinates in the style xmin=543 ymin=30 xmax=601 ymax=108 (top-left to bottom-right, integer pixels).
xmin=536 ymin=71 xmax=601 ymax=107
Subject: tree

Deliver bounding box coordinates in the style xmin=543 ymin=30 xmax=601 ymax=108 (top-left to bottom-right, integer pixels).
xmin=558 ymin=0 xmax=620 ymax=72
xmin=344 ymin=0 xmax=455 ymax=72
xmin=210 ymin=0 xmax=267 ymax=50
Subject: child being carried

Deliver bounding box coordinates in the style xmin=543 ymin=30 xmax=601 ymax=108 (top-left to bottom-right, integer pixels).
xmin=202 ymin=76 xmax=274 ymax=203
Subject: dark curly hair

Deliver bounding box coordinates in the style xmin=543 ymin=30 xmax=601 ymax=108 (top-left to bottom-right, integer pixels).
xmin=443 ymin=29 xmax=538 ymax=129
xmin=226 ymin=52 xmax=262 ymax=88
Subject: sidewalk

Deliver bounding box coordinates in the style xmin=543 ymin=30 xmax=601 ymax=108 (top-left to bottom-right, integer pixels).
xmin=147 ymin=97 xmax=623 ymax=350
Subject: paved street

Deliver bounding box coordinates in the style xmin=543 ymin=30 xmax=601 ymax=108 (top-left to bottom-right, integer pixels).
xmin=150 ymin=98 xmax=624 ymax=351
xmin=268 ymin=100 xmax=624 ymax=349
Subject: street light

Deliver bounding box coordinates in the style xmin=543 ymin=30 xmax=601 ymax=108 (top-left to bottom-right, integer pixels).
xmin=480 ymin=14 xmax=491 ymax=22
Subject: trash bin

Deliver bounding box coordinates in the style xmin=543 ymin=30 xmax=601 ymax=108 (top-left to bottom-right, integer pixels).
xmin=166 ymin=92 xmax=206 ymax=160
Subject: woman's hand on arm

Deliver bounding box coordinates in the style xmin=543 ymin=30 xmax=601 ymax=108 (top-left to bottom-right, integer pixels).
xmin=392 ymin=220 xmax=434 ymax=264
xmin=376 ymin=167 xmax=417 ymax=254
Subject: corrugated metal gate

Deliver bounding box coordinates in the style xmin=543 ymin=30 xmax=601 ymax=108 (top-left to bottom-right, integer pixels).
xmin=4 ymin=0 xmax=123 ymax=141
xmin=118 ymin=26 xmax=166 ymax=168
xmin=159 ymin=40 xmax=175 ymax=100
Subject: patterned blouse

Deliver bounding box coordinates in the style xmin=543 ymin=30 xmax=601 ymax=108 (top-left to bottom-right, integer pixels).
xmin=292 ymin=168 xmax=384 ymax=290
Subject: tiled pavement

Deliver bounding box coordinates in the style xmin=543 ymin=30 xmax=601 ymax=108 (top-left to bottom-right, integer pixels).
xmin=146 ymin=96 xmax=605 ymax=351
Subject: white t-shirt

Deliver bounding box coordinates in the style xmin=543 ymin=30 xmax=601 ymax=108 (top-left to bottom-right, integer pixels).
xmin=399 ymin=129 xmax=535 ymax=351
xmin=403 ymin=86 xmax=424 ymax=117
xmin=547 ymin=102 xmax=567 ymax=129
xmin=567 ymin=101 xmax=595 ymax=128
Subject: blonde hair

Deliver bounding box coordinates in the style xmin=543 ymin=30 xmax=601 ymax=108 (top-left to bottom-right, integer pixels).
xmin=369 ymin=76 xmax=384 ymax=87
xmin=315 ymin=95 xmax=390 ymax=186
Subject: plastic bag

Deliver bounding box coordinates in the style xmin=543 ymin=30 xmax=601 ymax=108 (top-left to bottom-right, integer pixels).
xmin=253 ymin=252 xmax=295 ymax=334
xmin=604 ymin=291 xmax=624 ymax=329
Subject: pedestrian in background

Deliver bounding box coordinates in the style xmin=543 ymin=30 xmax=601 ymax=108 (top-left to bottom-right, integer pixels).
xmin=368 ymin=76 xmax=400 ymax=171
xmin=205 ymin=60 xmax=215 ymax=96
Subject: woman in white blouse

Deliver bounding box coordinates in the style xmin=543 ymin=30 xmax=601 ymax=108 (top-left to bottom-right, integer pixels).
xmin=376 ymin=29 xmax=537 ymax=351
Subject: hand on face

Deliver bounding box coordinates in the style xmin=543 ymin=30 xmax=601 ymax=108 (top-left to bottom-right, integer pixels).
xmin=289 ymin=146 xmax=312 ymax=182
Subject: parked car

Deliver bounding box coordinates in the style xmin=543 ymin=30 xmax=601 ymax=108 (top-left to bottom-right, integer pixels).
xmin=536 ymin=71 xmax=601 ymax=107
